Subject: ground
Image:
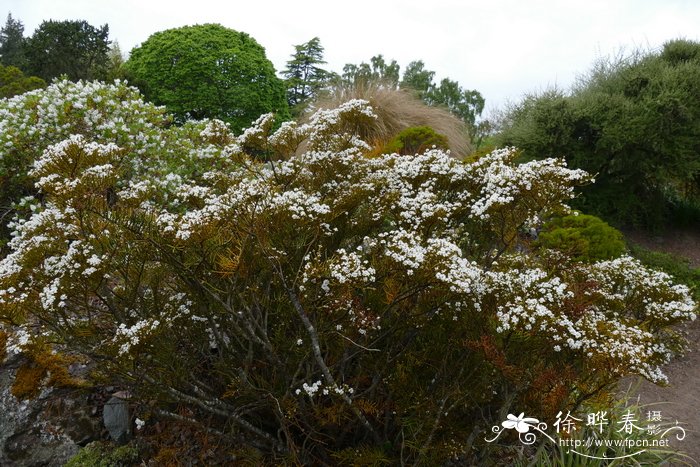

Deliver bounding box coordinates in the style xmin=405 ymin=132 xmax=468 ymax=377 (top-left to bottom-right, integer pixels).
xmin=623 ymin=228 xmax=700 ymax=465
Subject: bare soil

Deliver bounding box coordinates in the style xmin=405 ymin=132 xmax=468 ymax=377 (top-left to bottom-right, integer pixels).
xmin=622 ymin=228 xmax=700 ymax=465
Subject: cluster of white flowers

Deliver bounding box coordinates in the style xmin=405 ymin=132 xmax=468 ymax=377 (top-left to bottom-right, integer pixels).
xmin=270 ymin=188 xmax=331 ymax=221
xmin=114 ymin=318 xmax=161 ymax=356
xmin=329 ymin=248 xmax=376 ymax=285
xmin=2 ymin=325 xmax=31 ymax=355
xmin=0 ymin=79 xmax=167 ymax=168
xmin=295 ymin=380 xmax=356 ymax=398
xmin=30 ymin=135 xmax=121 ymax=198
xmin=586 ymin=256 xmax=697 ymax=322
xmin=295 ymin=380 xmax=322 ymax=397
xmin=467 ymin=148 xmax=589 ymax=220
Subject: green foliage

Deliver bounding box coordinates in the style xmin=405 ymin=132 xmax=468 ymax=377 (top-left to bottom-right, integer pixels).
xmin=426 ymin=77 xmax=485 ymax=128
xmin=0 ymin=13 xmax=27 ymax=70
xmin=342 ymin=54 xmax=400 ymax=87
xmin=104 ymin=41 xmax=127 ymax=82
xmin=282 ymin=37 xmax=334 ymax=115
xmin=398 ymin=59 xmax=486 ymax=127
xmin=125 ymin=23 xmax=290 ymax=132
xmin=66 ymin=441 xmax=140 ymax=467
xmin=498 ymin=40 xmax=700 ymax=229
xmin=629 ymin=244 xmax=700 ymax=301
xmin=384 ymin=125 xmax=449 ymax=155
xmin=25 ymin=19 xmax=111 ymax=81
xmin=536 ymin=212 xmax=626 ymax=262
xmin=0 ymin=63 xmax=45 ymax=98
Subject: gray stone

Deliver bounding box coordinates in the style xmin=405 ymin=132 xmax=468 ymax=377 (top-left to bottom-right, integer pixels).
xmin=103 ymin=396 xmax=130 ymax=444
xmin=0 ymin=352 xmax=101 ymax=466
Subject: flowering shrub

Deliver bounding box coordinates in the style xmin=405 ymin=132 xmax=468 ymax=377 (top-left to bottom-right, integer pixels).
xmin=0 ymin=94 xmax=696 ymax=463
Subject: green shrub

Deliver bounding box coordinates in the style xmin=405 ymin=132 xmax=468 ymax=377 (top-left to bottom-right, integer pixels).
xmin=125 ymin=24 xmax=290 ymax=132
xmin=384 ymin=125 xmax=449 ymax=155
xmin=498 ymin=40 xmax=700 ymax=229
xmin=0 ymin=64 xmax=46 ymax=98
xmin=536 ymin=212 xmax=626 ymax=262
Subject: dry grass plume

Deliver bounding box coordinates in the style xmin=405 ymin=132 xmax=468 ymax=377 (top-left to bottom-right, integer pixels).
xmin=306 ymin=82 xmax=473 ymax=157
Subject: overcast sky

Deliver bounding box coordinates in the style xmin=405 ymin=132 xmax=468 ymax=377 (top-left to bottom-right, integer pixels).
xmin=5 ymin=0 xmax=700 ymax=113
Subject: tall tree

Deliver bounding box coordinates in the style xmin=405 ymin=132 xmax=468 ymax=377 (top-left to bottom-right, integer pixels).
xmin=426 ymin=78 xmax=485 ymax=127
xmin=105 ymin=40 xmax=126 ymax=81
xmin=125 ymin=24 xmax=290 ymax=132
xmin=282 ymin=37 xmax=333 ymax=114
xmin=400 ymin=60 xmax=435 ymax=99
xmin=342 ymin=54 xmax=400 ymax=87
xmin=0 ymin=13 xmax=27 ymax=70
xmin=25 ymin=19 xmax=110 ymax=81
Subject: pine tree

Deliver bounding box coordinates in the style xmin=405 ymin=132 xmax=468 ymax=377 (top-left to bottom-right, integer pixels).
xmin=283 ymin=37 xmax=333 ymax=114
xmin=0 ymin=13 xmax=27 ymax=70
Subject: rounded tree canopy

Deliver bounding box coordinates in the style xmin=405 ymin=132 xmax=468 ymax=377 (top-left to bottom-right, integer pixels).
xmin=126 ymin=24 xmax=290 ymax=132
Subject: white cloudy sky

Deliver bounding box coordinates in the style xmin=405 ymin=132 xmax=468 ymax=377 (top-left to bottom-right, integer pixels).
xmin=5 ymin=0 xmax=700 ymax=112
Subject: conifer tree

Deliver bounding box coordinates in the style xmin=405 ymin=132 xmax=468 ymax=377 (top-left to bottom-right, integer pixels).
xmin=0 ymin=13 xmax=27 ymax=70
xmin=282 ymin=37 xmax=334 ymax=114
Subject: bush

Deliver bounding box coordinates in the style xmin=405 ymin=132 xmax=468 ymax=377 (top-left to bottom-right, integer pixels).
xmin=629 ymin=244 xmax=700 ymax=301
xmin=0 ymin=79 xmax=257 ymax=250
xmin=310 ymin=82 xmax=472 ymax=156
xmin=498 ymin=40 xmax=700 ymax=229
xmin=0 ymin=64 xmax=45 ymax=98
xmin=383 ymin=125 xmax=449 ymax=155
xmin=536 ymin=212 xmax=626 ymax=262
xmin=0 ymin=99 xmax=696 ymax=464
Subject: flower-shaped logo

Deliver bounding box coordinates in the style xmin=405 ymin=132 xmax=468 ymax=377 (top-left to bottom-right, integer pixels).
xmin=502 ymin=413 xmax=539 ymax=433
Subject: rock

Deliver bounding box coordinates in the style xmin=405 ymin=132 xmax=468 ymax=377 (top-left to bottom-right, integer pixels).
xmin=103 ymin=396 xmax=130 ymax=444
xmin=0 ymin=352 xmax=103 ymax=466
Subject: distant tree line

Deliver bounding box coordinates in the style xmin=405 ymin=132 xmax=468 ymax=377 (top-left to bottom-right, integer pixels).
xmin=1 ymin=13 xmax=486 ymax=147
xmin=0 ymin=13 xmax=119 ymax=97
xmin=281 ymin=37 xmax=487 ymax=145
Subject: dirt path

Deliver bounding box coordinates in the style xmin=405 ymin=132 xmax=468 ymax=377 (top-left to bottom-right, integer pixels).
xmin=622 ymin=229 xmax=700 ymax=465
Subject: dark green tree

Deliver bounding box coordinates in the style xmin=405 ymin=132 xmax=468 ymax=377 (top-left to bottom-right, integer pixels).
xmin=125 ymin=24 xmax=289 ymax=132
xmin=282 ymin=37 xmax=333 ymax=115
xmin=0 ymin=63 xmax=45 ymax=98
xmin=498 ymin=39 xmax=700 ymax=228
xmin=25 ymin=19 xmax=110 ymax=81
xmin=0 ymin=13 xmax=27 ymax=70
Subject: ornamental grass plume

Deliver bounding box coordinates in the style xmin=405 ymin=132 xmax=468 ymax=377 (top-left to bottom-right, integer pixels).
xmin=307 ymin=81 xmax=473 ymax=157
